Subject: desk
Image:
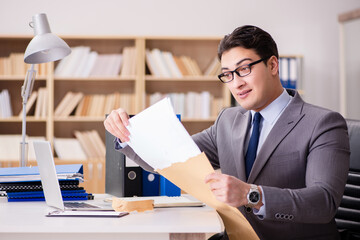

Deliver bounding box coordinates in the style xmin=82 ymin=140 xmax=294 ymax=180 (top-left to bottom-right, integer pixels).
xmin=0 ymin=194 xmax=222 ymax=240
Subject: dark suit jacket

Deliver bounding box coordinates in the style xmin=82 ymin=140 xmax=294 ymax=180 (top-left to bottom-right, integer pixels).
xmin=192 ymin=89 xmax=350 ymax=240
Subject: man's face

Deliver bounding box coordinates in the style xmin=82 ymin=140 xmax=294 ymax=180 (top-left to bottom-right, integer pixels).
xmin=220 ymin=47 xmax=279 ymax=112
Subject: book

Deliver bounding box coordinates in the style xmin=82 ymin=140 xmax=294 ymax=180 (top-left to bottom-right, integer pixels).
xmin=151 ymin=48 xmax=171 ymax=77
xmin=107 ymin=195 xmax=203 ymax=208
xmin=145 ymin=49 xmax=160 ymax=76
xmin=162 ymin=51 xmax=183 ymax=78
xmin=18 ymin=91 xmax=38 ymax=117
xmin=59 ymin=92 xmax=84 ymax=117
xmin=0 ymin=164 xmax=84 ymax=183
xmin=204 ymin=56 xmax=221 ymax=76
xmin=74 ymin=130 xmax=105 ymax=159
xmin=0 ymin=89 xmax=13 ymax=118
xmin=54 ymin=92 xmax=83 ymax=117
xmin=120 ymin=47 xmax=136 ymax=77
xmin=173 ymin=56 xmax=189 ymax=76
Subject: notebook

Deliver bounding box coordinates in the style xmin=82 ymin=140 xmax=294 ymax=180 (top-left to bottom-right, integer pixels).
xmin=33 ymin=140 xmax=114 ymax=212
xmin=105 ymin=195 xmax=204 ymax=208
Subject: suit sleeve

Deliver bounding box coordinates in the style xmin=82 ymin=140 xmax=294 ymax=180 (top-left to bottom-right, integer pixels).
xmin=261 ymin=111 xmax=350 ymax=223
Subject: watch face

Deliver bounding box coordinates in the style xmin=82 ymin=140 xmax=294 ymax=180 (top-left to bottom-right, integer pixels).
xmin=249 ymin=191 xmax=260 ymax=203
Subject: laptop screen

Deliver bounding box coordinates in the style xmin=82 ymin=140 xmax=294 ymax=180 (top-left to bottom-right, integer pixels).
xmin=33 ymin=140 xmax=65 ymax=211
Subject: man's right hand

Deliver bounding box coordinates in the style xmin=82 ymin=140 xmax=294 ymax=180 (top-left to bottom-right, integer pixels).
xmin=104 ymin=108 xmax=130 ymax=143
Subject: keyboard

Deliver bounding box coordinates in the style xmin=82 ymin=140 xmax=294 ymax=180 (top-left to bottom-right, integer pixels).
xmin=64 ymin=202 xmax=99 ymax=209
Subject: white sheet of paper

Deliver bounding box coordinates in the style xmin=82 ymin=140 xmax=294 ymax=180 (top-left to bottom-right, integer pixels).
xmin=126 ymin=97 xmax=201 ymax=170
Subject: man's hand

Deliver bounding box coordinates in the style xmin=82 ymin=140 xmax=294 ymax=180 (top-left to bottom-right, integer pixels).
xmin=103 ymin=108 xmax=130 ymax=142
xmin=204 ymin=172 xmax=263 ymax=209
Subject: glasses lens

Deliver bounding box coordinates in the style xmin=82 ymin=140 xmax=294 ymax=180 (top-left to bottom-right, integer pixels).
xmin=237 ymin=65 xmax=251 ymax=77
xmin=220 ymin=72 xmax=233 ymax=82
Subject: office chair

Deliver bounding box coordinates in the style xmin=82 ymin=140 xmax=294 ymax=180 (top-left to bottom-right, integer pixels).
xmin=208 ymin=232 xmax=225 ymax=240
xmin=335 ymin=119 xmax=360 ymax=240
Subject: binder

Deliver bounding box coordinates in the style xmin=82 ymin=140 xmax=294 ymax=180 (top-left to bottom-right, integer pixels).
xmin=142 ymin=170 xmax=160 ymax=196
xmin=7 ymin=190 xmax=91 ymax=202
xmin=0 ymin=180 xmax=83 ymax=193
xmin=279 ymin=57 xmax=289 ymax=89
xmin=160 ymin=175 xmax=181 ymax=197
xmin=0 ymin=164 xmax=84 ymax=183
xmin=288 ymin=57 xmax=297 ymax=89
xmin=105 ymin=126 xmax=126 ymax=197
xmin=124 ymin=156 xmax=142 ymax=197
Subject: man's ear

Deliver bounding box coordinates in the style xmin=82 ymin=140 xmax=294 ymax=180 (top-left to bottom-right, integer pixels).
xmin=267 ymin=56 xmax=277 ymax=76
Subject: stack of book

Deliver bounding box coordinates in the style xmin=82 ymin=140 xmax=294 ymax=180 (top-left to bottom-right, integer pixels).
xmin=54 ymin=130 xmax=105 ymax=160
xmin=0 ymin=53 xmax=48 ymax=76
xmin=0 ymin=164 xmax=93 ymax=202
xmin=54 ymin=46 xmax=136 ymax=77
xmin=54 ymin=91 xmax=135 ymax=117
xmin=145 ymin=49 xmax=221 ymax=78
xmin=0 ymin=135 xmax=46 ymax=161
xmin=16 ymin=87 xmax=48 ymax=118
xmin=0 ymin=89 xmax=13 ymax=118
xmin=148 ymin=91 xmax=223 ymax=119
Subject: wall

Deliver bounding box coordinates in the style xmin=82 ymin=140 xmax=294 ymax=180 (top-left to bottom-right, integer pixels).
xmin=344 ymin=18 xmax=360 ymax=119
xmin=0 ymin=0 xmax=360 ymax=114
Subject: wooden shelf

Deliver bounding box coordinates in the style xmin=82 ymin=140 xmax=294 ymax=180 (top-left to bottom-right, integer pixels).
xmin=145 ymin=75 xmax=219 ymax=81
xmin=0 ymin=75 xmax=47 ymax=81
xmin=55 ymin=76 xmax=136 ymax=81
xmin=0 ymin=117 xmax=47 ymax=122
xmin=54 ymin=116 xmax=105 ymax=122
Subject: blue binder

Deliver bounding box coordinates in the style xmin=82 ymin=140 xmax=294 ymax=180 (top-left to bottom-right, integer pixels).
xmin=142 ymin=170 xmax=160 ymax=196
xmin=0 ymin=164 xmax=83 ymax=183
xmin=7 ymin=190 xmax=90 ymax=202
xmin=159 ymin=176 xmax=181 ymax=197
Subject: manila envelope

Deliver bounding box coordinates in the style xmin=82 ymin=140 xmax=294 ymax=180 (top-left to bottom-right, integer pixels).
xmin=157 ymin=152 xmax=259 ymax=240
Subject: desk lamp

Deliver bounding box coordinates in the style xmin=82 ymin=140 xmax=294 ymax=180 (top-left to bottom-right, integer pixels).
xmin=20 ymin=13 xmax=71 ymax=167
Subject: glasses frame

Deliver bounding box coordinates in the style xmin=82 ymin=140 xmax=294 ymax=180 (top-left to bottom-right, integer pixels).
xmin=218 ymin=57 xmax=270 ymax=83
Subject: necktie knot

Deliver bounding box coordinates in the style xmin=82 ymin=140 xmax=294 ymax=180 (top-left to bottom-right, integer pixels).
xmin=253 ymin=112 xmax=261 ymax=125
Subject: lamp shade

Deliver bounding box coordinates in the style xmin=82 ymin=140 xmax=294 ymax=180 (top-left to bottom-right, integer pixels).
xmin=24 ymin=13 xmax=71 ymax=64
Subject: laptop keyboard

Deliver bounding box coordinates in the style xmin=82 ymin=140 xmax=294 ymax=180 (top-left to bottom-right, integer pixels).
xmin=64 ymin=202 xmax=99 ymax=209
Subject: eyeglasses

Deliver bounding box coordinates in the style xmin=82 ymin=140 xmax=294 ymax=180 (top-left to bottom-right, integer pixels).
xmin=218 ymin=57 xmax=269 ymax=83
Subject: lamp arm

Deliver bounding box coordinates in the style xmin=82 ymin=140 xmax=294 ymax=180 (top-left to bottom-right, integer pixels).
xmin=20 ymin=64 xmax=36 ymax=167
xmin=21 ymin=64 xmax=36 ymax=104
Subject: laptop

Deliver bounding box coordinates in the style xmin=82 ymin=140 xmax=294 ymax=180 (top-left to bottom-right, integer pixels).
xmin=33 ymin=140 xmax=114 ymax=211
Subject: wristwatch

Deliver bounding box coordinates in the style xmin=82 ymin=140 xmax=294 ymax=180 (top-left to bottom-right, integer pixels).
xmin=246 ymin=184 xmax=261 ymax=207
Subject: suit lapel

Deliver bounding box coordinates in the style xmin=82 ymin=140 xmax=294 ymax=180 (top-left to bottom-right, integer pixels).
xmin=231 ymin=109 xmax=251 ymax=182
xmin=247 ymin=91 xmax=305 ymax=183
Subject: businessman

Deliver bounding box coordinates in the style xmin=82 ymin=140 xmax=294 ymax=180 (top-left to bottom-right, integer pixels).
xmin=104 ymin=25 xmax=350 ymax=240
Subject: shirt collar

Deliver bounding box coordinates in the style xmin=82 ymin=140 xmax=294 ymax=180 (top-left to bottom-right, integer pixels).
xmin=250 ymin=88 xmax=292 ymax=125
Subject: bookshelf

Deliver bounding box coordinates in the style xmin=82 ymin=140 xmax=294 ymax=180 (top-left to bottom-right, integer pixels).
xmin=0 ymin=35 xmax=230 ymax=193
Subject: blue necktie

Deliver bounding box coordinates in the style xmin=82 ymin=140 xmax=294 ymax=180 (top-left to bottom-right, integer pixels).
xmin=245 ymin=112 xmax=262 ymax=179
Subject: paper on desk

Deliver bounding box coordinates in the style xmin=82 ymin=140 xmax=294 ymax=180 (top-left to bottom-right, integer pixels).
xmin=126 ymin=97 xmax=201 ymax=169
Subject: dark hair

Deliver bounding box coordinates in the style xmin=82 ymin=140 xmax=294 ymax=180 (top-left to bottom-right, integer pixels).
xmin=218 ymin=25 xmax=279 ymax=63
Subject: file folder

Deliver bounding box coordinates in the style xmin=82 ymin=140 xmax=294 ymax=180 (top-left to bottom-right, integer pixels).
xmin=142 ymin=170 xmax=160 ymax=196
xmin=105 ymin=126 xmax=126 ymax=197
xmin=160 ymin=175 xmax=181 ymax=197
xmin=124 ymin=156 xmax=142 ymax=197
xmin=7 ymin=189 xmax=90 ymax=202
xmin=0 ymin=164 xmax=84 ymax=183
